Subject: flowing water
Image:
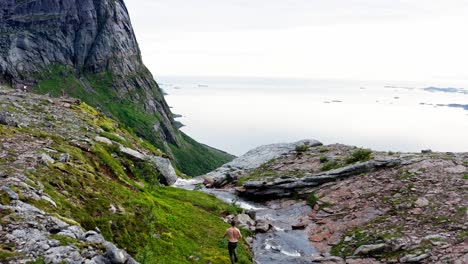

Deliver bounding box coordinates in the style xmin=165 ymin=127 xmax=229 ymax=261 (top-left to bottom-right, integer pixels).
xmin=175 ymin=179 xmax=317 ymax=263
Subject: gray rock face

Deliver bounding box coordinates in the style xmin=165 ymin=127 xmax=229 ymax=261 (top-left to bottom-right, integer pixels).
xmin=0 ymin=0 xmax=178 ymax=146
xmin=204 ymin=139 xmax=322 ymax=187
xmin=238 ymin=158 xmax=402 ymax=200
xmin=147 ymin=156 xmax=178 ymax=185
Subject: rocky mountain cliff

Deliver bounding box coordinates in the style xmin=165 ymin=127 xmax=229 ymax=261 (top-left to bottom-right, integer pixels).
xmin=0 ymin=0 xmax=233 ymax=175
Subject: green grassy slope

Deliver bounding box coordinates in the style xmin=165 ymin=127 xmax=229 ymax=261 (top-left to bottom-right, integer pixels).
xmin=0 ymin=97 xmax=251 ymax=263
xmin=32 ymin=65 xmax=233 ymax=176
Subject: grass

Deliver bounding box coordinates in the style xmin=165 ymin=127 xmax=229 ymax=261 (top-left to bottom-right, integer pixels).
xmin=321 ymin=148 xmax=373 ymax=171
xmin=345 ymin=148 xmax=373 ymax=164
xmin=33 ymin=64 xmax=233 ymax=176
xmin=295 ymin=144 xmax=309 ymax=153
xmin=12 ymin=125 xmax=251 ymax=263
xmin=307 ymin=192 xmax=319 ymax=207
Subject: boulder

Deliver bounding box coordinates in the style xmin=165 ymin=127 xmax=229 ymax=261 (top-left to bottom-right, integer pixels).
xmin=95 ymin=136 xmax=113 ymax=145
xmin=119 ymin=147 xmax=145 ymax=161
xmin=255 ymin=219 xmax=270 ymax=233
xmin=236 ymin=213 xmax=255 ymax=228
xmin=105 ymin=242 xmax=127 ymax=264
xmin=147 ymin=156 xmax=178 ymax=185
xmin=0 ymin=112 xmax=18 ymax=127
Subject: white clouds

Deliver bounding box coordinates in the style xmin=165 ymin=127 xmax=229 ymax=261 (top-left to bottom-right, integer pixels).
xmin=126 ymin=0 xmax=468 ymax=82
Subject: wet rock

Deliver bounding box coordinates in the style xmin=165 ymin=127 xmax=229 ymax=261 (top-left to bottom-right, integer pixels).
xmin=291 ymin=219 xmax=309 ymax=230
xmin=146 ymin=156 xmax=178 ymax=185
xmin=236 ymin=213 xmax=255 ymax=228
xmin=254 ymin=219 xmax=270 ymax=233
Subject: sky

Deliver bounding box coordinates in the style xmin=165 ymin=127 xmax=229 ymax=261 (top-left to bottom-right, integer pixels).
xmin=125 ymin=0 xmax=468 ymax=82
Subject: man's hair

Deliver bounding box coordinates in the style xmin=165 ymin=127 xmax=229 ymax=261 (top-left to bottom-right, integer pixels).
xmin=231 ymin=220 xmax=236 ymax=227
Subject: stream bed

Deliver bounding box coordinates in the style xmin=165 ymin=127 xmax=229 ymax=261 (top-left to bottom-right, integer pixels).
xmin=175 ymin=179 xmax=317 ymax=263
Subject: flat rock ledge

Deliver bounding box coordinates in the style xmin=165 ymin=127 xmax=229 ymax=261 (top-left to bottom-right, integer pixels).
xmin=237 ymin=158 xmax=403 ymax=200
xmin=204 ymin=139 xmax=323 ymax=187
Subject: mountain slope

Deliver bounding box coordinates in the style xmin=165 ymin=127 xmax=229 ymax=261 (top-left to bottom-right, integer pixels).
xmin=0 ymin=0 xmax=233 ymax=175
xmin=0 ymin=87 xmax=251 ymax=263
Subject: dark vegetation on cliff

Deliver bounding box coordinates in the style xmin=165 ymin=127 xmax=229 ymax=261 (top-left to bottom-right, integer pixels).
xmin=0 ymin=0 xmax=233 ymax=176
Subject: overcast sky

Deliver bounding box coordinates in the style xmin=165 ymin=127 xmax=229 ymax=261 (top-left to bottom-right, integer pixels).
xmin=125 ymin=0 xmax=468 ymax=82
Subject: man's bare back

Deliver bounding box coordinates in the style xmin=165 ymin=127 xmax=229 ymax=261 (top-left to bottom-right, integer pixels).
xmin=224 ymin=226 xmax=242 ymax=242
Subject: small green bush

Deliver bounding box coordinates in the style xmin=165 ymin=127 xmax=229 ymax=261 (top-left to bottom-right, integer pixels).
xmin=321 ymin=161 xmax=342 ymax=171
xmin=307 ymin=192 xmax=319 ymax=207
xmin=345 ymin=148 xmax=372 ymax=164
xmin=319 ymin=155 xmax=328 ymax=163
xmin=318 ymin=146 xmax=329 ymax=153
xmin=295 ymin=144 xmax=309 ymax=153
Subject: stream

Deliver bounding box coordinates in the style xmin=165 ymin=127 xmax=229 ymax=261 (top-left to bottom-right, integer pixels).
xmin=175 ymin=179 xmax=318 ymax=264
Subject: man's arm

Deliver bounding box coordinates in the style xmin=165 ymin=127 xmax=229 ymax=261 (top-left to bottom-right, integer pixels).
xmin=223 ymin=230 xmax=227 ymax=238
xmin=237 ymin=228 xmax=242 ymax=239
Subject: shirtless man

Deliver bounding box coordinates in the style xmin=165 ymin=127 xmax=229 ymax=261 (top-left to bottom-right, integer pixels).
xmin=223 ymin=220 xmax=242 ymax=264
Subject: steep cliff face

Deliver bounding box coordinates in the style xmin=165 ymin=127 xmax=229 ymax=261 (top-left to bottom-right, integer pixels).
xmin=0 ymin=0 xmax=233 ymax=175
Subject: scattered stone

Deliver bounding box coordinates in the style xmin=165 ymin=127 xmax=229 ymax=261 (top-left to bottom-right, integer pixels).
xmin=400 ymin=253 xmax=430 ymax=262
xmin=59 ymin=153 xmax=70 ymax=163
xmin=39 ymin=153 xmax=55 ymax=166
xmin=414 ymin=197 xmax=429 ymax=207
xmin=291 ymin=220 xmax=309 ymax=230
xmin=353 ymin=243 xmax=388 ymax=256
xmin=444 ymin=165 xmax=466 ymax=173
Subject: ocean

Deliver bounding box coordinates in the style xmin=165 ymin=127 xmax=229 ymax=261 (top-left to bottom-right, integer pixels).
xmin=159 ymin=76 xmax=468 ymax=156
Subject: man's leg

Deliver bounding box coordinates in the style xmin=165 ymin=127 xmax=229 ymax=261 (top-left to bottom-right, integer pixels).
xmin=228 ymin=242 xmax=236 ymax=264
xmin=233 ymin=242 xmax=238 ymax=262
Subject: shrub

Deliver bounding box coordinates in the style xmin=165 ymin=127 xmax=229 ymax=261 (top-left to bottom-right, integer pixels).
xmin=319 ymin=155 xmax=328 ymax=163
xmin=321 ymin=161 xmax=342 ymax=171
xmin=345 ymin=148 xmax=372 ymax=164
xmin=295 ymin=144 xmax=309 ymax=153
xmin=307 ymin=192 xmax=319 ymax=207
